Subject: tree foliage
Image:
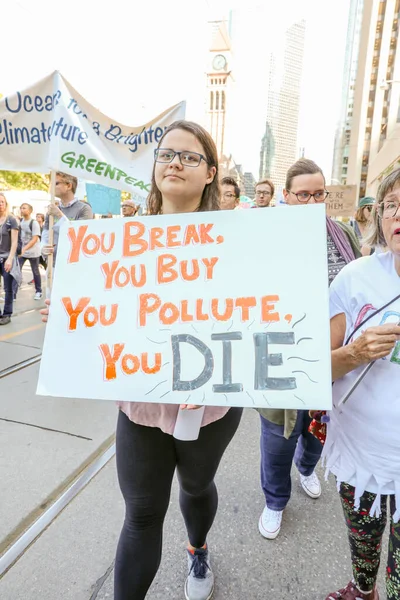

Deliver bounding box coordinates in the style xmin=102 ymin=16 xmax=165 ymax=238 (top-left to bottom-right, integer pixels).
xmin=0 ymin=171 xmax=50 ymax=191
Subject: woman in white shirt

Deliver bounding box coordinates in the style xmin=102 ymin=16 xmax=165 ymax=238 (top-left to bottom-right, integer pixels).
xmin=324 ymin=168 xmax=400 ymax=600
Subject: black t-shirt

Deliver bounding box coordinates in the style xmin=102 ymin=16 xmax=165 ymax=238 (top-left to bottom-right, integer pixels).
xmin=0 ymin=215 xmax=19 ymax=258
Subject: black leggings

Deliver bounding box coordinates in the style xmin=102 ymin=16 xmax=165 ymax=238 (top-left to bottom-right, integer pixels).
xmin=114 ymin=407 xmax=243 ymax=600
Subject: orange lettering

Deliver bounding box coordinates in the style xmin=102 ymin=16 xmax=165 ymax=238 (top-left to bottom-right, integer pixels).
xmin=100 ymin=232 xmax=115 ymax=254
xmin=84 ymin=306 xmax=99 ymax=327
xmin=99 ymin=343 xmax=125 ymax=381
xmin=261 ymin=295 xmax=280 ymax=322
xmin=149 ymin=227 xmax=165 ymax=250
xmin=235 ymin=297 xmax=257 ymax=321
xmin=166 ymin=225 xmax=181 ymax=247
xmin=67 ymin=225 xmax=88 ymax=263
xmin=159 ymin=302 xmax=180 ymax=325
xmin=211 ymin=298 xmax=234 ymax=321
xmin=82 ymin=233 xmax=100 ymax=256
xmin=196 ymin=299 xmax=209 ymax=321
xmin=139 ymin=293 xmax=161 ymax=327
xmin=181 ymin=300 xmax=194 ymax=322
xmin=123 ymin=220 xmax=147 ymax=257
xmin=130 ymin=264 xmax=147 ymax=287
xmin=202 ymin=257 xmax=219 ymax=280
xmin=157 ymin=254 xmax=178 ymax=284
xmin=142 ymin=352 xmax=162 ymax=374
xmin=101 ymin=260 xmax=119 ymax=290
xmin=99 ymin=304 xmax=118 ymax=327
xmin=180 ymin=259 xmax=200 ymax=281
xmin=62 ymin=296 xmax=91 ymax=330
xmin=184 ymin=224 xmax=200 ymax=245
xmin=199 ymin=223 xmax=214 ymax=244
xmin=121 ymin=354 xmax=140 ymax=375
xmin=115 ymin=266 xmax=130 ymax=288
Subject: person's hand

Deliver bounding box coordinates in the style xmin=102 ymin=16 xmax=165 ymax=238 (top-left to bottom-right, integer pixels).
xmin=4 ymin=258 xmax=12 ymax=272
xmin=42 ymin=245 xmax=55 ymax=256
xmin=48 ymin=204 xmax=63 ymax=219
xmin=40 ymin=299 xmax=51 ymax=323
xmin=351 ymin=323 xmax=400 ymax=363
xmin=21 ymin=246 xmax=27 ymax=256
xmin=180 ymin=404 xmax=202 ymax=410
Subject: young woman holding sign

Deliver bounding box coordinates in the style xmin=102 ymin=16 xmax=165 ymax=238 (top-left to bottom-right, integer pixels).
xmin=41 ymin=121 xmax=242 ymax=600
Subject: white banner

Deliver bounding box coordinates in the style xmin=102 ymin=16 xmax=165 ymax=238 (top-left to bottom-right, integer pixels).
xmin=38 ymin=206 xmax=332 ymax=411
xmin=0 ymin=71 xmax=185 ymax=198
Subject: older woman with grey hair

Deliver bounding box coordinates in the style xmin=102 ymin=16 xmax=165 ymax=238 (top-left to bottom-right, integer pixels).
xmin=324 ymin=168 xmax=400 ymax=600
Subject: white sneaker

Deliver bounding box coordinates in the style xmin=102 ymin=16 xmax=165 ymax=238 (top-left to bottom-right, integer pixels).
xmin=34 ymin=292 xmax=42 ymax=301
xmin=300 ymin=471 xmax=321 ymax=499
xmin=258 ymin=506 xmax=283 ymax=539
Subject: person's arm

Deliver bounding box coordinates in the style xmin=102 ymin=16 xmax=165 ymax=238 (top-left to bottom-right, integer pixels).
xmin=41 ymin=212 xmax=66 ymax=255
xmin=331 ymin=313 xmax=400 ymax=381
xmin=5 ymin=228 xmax=18 ymax=272
xmin=22 ymin=235 xmax=39 ymax=253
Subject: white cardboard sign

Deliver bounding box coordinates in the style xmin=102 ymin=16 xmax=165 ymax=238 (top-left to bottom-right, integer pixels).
xmin=38 ymin=206 xmax=332 ymax=410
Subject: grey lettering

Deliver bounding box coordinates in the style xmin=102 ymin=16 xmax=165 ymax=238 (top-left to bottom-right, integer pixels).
xmin=211 ymin=332 xmax=243 ymax=393
xmin=171 ymin=334 xmax=214 ymax=391
xmin=253 ymin=332 xmax=297 ymax=391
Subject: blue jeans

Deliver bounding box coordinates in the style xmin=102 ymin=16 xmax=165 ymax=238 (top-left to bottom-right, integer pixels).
xmin=19 ymin=256 xmax=42 ymax=293
xmin=260 ymin=411 xmax=323 ymax=511
xmin=0 ymin=259 xmax=14 ymax=317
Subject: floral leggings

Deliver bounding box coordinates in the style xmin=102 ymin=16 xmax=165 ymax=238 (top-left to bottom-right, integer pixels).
xmin=340 ymin=483 xmax=400 ymax=598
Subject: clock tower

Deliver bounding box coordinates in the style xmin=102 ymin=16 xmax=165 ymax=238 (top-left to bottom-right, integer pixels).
xmin=206 ymin=20 xmax=233 ymax=161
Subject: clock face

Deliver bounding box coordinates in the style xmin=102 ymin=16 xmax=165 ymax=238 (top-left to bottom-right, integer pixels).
xmin=212 ymin=54 xmax=227 ymax=71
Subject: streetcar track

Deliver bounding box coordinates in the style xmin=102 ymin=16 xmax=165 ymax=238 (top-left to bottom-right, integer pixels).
xmin=0 ymin=354 xmax=42 ymax=380
xmin=0 ymin=436 xmax=116 ymax=577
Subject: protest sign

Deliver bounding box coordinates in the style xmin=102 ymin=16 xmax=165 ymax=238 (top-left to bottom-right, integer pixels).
xmin=326 ymin=185 xmax=357 ymax=217
xmin=0 ymin=71 xmax=185 ymax=199
xmin=38 ymin=206 xmax=332 ymax=410
xmin=86 ymin=183 xmax=121 ymax=215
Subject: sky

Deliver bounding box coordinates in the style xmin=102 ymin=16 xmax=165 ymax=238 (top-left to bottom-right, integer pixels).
xmin=2 ymin=0 xmax=350 ymax=181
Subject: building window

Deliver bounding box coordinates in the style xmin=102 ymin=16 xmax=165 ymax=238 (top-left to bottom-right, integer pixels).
xmin=210 ymin=91 xmax=214 ymax=111
xmin=221 ymin=91 xmax=225 ymax=110
xmin=216 ymin=91 xmax=220 ymax=111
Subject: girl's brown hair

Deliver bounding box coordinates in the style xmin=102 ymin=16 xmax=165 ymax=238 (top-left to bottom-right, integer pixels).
xmin=355 ymin=206 xmax=369 ymax=224
xmin=285 ymin=158 xmax=325 ymax=191
xmin=146 ymin=120 xmax=220 ymax=215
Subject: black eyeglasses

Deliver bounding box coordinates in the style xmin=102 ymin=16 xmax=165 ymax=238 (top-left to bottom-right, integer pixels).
xmin=289 ymin=190 xmax=329 ymax=203
xmin=154 ymin=148 xmax=207 ymax=168
xmin=378 ymin=200 xmax=400 ymax=219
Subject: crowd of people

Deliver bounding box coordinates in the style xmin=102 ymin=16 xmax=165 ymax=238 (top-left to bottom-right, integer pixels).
xmin=1 ymin=118 xmax=398 ymax=599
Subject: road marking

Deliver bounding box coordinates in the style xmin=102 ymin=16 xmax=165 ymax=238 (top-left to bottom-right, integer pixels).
xmin=0 ymin=323 xmax=44 ymax=342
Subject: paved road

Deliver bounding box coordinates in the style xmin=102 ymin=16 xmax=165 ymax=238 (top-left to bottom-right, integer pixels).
xmin=0 ymin=274 xmax=389 ymax=599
